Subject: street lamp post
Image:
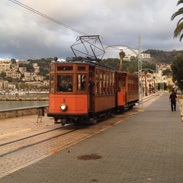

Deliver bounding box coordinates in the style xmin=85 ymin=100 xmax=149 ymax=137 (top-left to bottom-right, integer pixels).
xmin=137 ymin=36 xmax=143 ymax=109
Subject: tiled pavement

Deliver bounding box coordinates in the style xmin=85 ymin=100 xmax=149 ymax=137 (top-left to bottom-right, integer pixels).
xmin=1 ymin=93 xmax=183 ymax=183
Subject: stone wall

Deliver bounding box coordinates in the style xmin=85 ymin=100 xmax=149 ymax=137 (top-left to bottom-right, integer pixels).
xmin=0 ymin=106 xmax=48 ymax=119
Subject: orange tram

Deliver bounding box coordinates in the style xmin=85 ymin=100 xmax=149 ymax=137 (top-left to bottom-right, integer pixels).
xmin=47 ymin=57 xmax=139 ymax=126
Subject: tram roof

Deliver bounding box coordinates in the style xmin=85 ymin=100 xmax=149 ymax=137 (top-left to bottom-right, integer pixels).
xmin=53 ymin=57 xmax=117 ymax=71
xmin=52 ymin=57 xmax=138 ymax=76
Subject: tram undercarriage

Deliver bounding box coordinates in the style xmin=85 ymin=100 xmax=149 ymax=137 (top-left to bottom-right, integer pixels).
xmin=52 ymin=108 xmax=114 ymax=126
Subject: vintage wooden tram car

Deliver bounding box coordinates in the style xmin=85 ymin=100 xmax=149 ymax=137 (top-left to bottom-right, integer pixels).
xmin=47 ymin=57 xmax=138 ymax=125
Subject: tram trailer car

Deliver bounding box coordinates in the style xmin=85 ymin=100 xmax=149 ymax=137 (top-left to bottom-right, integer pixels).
xmin=47 ymin=58 xmax=139 ymax=125
xmin=116 ymin=72 xmax=139 ymax=112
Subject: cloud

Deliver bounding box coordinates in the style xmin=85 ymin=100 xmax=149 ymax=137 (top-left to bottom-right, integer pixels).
xmin=0 ymin=0 xmax=182 ymax=60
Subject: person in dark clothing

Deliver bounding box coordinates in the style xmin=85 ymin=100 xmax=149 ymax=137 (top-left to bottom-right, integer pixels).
xmin=169 ymin=89 xmax=177 ymax=111
xmin=58 ymin=77 xmax=72 ymax=92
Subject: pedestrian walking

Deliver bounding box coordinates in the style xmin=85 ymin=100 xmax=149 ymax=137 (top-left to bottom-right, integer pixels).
xmin=169 ymin=89 xmax=177 ymax=111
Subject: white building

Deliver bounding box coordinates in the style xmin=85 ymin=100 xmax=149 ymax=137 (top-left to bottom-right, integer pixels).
xmin=23 ymin=72 xmax=34 ymax=81
xmin=0 ymin=60 xmax=11 ymax=72
xmin=141 ymin=53 xmax=151 ymax=59
xmin=123 ymin=53 xmax=151 ymax=61
xmin=33 ymin=63 xmax=40 ymax=74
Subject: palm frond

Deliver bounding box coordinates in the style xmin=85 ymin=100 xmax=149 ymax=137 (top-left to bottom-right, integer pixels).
xmin=174 ymin=22 xmax=183 ymax=40
xmin=171 ymin=1 xmax=183 ymax=41
xmin=179 ymin=34 xmax=183 ymax=41
xmin=177 ymin=17 xmax=183 ymax=24
xmin=171 ymin=8 xmax=183 ymax=20
xmin=177 ymin=0 xmax=183 ymax=6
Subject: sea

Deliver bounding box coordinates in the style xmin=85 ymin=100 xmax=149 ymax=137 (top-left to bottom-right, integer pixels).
xmin=0 ymin=93 xmax=49 ymax=111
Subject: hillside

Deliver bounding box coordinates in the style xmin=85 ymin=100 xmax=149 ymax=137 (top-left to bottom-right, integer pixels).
xmin=143 ymin=49 xmax=183 ymax=64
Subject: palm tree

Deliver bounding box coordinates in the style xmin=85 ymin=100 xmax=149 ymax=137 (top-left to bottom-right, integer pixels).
xmin=119 ymin=50 xmax=125 ymax=71
xmin=171 ymin=0 xmax=183 ymax=41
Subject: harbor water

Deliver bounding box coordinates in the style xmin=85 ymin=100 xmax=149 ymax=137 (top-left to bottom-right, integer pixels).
xmin=0 ymin=93 xmax=48 ymax=111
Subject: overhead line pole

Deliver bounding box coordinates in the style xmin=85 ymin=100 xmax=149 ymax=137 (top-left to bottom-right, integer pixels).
xmin=138 ymin=36 xmax=143 ymax=110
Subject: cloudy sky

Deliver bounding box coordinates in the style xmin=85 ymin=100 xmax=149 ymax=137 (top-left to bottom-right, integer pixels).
xmin=0 ymin=0 xmax=182 ymax=60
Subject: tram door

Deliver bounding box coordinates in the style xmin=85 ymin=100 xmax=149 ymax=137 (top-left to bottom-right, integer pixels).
xmin=117 ymin=72 xmax=127 ymax=105
xmin=122 ymin=73 xmax=128 ymax=104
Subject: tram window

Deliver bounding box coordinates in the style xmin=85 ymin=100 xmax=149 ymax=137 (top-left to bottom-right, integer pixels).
xmin=95 ymin=71 xmax=99 ymax=95
xmin=57 ymin=66 xmax=73 ymax=71
xmin=99 ymin=80 xmax=102 ymax=94
xmin=106 ymin=73 xmax=109 ymax=94
xmin=103 ymin=82 xmax=106 ymax=94
xmin=57 ymin=75 xmax=73 ymax=92
xmin=50 ymin=74 xmax=54 ymax=93
xmin=77 ymin=74 xmax=86 ymax=92
xmin=103 ymin=73 xmax=106 ymax=94
xmin=78 ymin=66 xmax=86 ymax=71
xmin=99 ymin=72 xmax=102 ymax=94
xmin=95 ymin=81 xmax=99 ymax=94
xmin=112 ymin=73 xmax=115 ymax=94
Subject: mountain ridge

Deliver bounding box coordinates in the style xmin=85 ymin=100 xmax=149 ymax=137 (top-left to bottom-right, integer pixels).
xmin=143 ymin=49 xmax=183 ymax=64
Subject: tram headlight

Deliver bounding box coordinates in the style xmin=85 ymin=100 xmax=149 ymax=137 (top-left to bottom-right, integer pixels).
xmin=60 ymin=103 xmax=68 ymax=111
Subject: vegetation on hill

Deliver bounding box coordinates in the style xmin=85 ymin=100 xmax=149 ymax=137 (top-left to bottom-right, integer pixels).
xmin=101 ymin=58 xmax=156 ymax=73
xmin=27 ymin=58 xmax=52 ymax=76
xmin=17 ymin=58 xmax=52 ymax=80
xmin=4 ymin=50 xmax=183 ymax=90
xmin=17 ymin=50 xmax=182 ymax=75
xmin=143 ymin=49 xmax=183 ymax=63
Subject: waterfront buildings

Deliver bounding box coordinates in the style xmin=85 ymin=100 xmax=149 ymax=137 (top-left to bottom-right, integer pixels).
xmin=0 ymin=59 xmax=49 ymax=91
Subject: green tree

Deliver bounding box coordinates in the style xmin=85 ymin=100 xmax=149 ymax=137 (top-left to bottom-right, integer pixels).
xmin=171 ymin=0 xmax=183 ymax=41
xmin=171 ymin=54 xmax=183 ymax=90
xmin=39 ymin=67 xmax=48 ymax=76
xmin=19 ymin=63 xmax=34 ymax=72
xmin=44 ymin=75 xmax=49 ymax=80
xmin=11 ymin=58 xmax=16 ymax=64
xmin=6 ymin=77 xmax=13 ymax=82
xmin=125 ymin=60 xmax=138 ymax=73
xmin=101 ymin=58 xmax=157 ymax=74
xmin=162 ymin=68 xmax=172 ymax=77
xmin=142 ymin=61 xmax=156 ymax=71
xmin=0 ymin=71 xmax=6 ymax=79
xmin=101 ymin=58 xmax=120 ymax=70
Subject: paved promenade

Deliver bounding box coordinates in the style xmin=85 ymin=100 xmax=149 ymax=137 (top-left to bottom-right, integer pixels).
xmin=1 ymin=93 xmax=183 ymax=183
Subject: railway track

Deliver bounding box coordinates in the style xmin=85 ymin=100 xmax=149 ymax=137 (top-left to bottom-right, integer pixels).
xmin=0 ymin=124 xmax=92 ymax=178
xmin=1 ymin=126 xmax=62 ymax=147
xmin=0 ymin=110 xmax=138 ymax=178
xmin=0 ymin=125 xmax=85 ymax=157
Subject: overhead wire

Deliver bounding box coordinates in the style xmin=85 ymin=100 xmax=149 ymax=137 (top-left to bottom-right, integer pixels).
xmin=8 ymin=0 xmax=113 ymax=58
xmin=9 ymin=0 xmax=88 ymax=36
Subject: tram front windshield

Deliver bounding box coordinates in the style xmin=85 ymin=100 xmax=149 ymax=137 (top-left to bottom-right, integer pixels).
xmin=57 ymin=75 xmax=73 ymax=92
